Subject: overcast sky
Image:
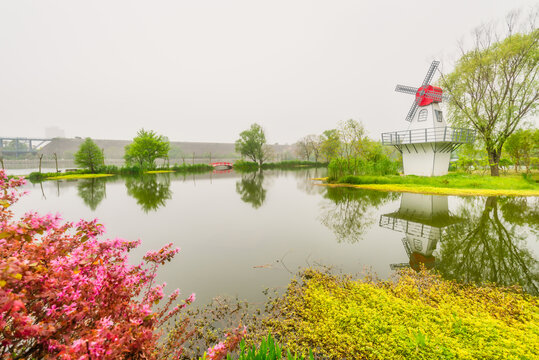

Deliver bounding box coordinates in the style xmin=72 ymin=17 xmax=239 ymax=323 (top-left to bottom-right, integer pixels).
xmin=1 ymin=0 xmax=536 ymax=144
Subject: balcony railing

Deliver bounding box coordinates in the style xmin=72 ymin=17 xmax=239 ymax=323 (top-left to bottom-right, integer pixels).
xmin=381 ymin=127 xmax=475 ymax=146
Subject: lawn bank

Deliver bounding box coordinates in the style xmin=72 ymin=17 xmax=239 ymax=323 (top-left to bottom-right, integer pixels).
xmin=319 ymin=173 xmax=539 ymax=196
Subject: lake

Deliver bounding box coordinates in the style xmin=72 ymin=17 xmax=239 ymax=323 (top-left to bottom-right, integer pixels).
xmin=12 ymin=168 xmax=539 ymax=307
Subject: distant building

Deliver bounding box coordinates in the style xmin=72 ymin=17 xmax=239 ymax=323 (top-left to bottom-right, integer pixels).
xmin=45 ymin=126 xmax=65 ymax=139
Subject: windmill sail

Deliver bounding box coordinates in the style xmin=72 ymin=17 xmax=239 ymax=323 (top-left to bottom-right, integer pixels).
xmin=422 ymin=61 xmax=440 ymax=87
xmin=395 ymin=84 xmax=419 ymax=95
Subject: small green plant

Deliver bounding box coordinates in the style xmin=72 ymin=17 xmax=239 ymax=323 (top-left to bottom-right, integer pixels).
xmin=219 ymin=334 xmax=314 ymax=360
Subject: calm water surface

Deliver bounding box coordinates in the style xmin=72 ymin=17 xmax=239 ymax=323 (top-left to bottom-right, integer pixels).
xmin=13 ymin=169 xmax=539 ymax=305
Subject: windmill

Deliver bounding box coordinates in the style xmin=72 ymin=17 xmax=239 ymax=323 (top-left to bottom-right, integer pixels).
xmin=381 ymin=60 xmax=476 ymax=176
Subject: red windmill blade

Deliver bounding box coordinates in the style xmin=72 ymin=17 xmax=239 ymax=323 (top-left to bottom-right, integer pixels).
xmin=395 ymin=60 xmax=447 ymax=122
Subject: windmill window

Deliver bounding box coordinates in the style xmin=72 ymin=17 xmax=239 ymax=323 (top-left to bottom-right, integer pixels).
xmin=418 ymin=109 xmax=428 ymax=122
xmin=435 ymin=110 xmax=443 ymax=122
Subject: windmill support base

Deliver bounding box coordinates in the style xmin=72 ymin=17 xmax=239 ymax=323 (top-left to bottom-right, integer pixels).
xmin=401 ymin=142 xmax=451 ymax=177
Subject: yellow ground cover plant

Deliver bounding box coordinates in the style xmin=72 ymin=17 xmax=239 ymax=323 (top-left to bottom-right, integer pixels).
xmin=266 ymin=269 xmax=539 ymax=360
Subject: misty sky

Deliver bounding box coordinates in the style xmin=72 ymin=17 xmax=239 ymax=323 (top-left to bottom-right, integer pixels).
xmin=1 ymin=0 xmax=536 ymax=144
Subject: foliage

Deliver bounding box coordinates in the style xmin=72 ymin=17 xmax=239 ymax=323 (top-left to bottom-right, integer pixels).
xmin=0 ymin=170 xmax=207 ymax=359
xmin=124 ymin=129 xmax=170 ymax=169
xmin=440 ymin=14 xmax=538 ymax=176
xmin=219 ymin=334 xmax=314 ymax=360
xmin=503 ymin=128 xmax=539 ymax=173
xmin=328 ymin=155 xmax=399 ymax=180
xmin=319 ymin=129 xmax=341 ymax=163
xmin=233 ymin=161 xmax=260 ymax=172
xmin=235 ymin=124 xmax=268 ymax=166
xmin=74 ymin=138 xmax=104 ymax=173
xmin=295 ymin=135 xmax=321 ymax=162
xmin=265 ymin=268 xmax=539 ymax=359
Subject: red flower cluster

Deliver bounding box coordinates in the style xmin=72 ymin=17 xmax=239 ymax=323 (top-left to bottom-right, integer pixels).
xmin=0 ymin=171 xmax=201 ymax=359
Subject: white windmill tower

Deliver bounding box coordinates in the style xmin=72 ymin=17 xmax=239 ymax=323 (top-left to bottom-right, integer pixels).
xmin=382 ymin=61 xmax=476 ymax=176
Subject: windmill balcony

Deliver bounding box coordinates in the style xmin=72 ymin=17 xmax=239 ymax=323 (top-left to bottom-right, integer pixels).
xmin=381 ymin=127 xmax=476 ymax=146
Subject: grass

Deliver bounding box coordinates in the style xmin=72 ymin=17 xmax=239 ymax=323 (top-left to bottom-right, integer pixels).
xmin=325 ymin=172 xmax=539 ymax=196
xmin=265 ymin=269 xmax=539 ymax=360
xmin=144 ymin=170 xmax=175 ymax=174
xmin=45 ymin=174 xmax=115 ymax=180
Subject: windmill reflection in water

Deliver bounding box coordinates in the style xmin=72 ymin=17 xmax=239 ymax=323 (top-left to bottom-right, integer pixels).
xmin=379 ymin=193 xmax=463 ymax=271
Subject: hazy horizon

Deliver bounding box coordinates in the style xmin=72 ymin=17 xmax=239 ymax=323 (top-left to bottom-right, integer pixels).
xmin=1 ymin=0 xmax=536 ymax=144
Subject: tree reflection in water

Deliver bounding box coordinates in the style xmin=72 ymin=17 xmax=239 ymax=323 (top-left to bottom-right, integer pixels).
xmin=125 ymin=174 xmax=172 ymax=212
xmin=77 ymin=178 xmax=107 ymax=211
xmin=321 ymin=187 xmax=398 ymax=243
xmin=235 ymin=171 xmax=266 ymax=209
xmin=438 ymin=196 xmax=539 ymax=294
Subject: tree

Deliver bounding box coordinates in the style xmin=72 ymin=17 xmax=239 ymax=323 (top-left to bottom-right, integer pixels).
xmin=235 ymin=123 xmax=268 ymax=166
xmin=504 ymin=128 xmax=539 ymax=173
xmin=440 ymin=12 xmax=538 ymax=176
xmin=124 ymin=129 xmax=170 ymax=169
xmin=295 ymin=134 xmax=321 ymax=162
xmin=74 ymin=138 xmax=104 ymax=173
xmin=295 ymin=136 xmax=313 ymax=160
xmin=320 ymin=129 xmax=341 ymax=163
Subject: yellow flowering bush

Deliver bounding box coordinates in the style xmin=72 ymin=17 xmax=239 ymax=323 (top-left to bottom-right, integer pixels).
xmin=266 ymin=269 xmax=539 ymax=359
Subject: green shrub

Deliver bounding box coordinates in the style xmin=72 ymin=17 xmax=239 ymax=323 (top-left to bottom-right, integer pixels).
xmin=234 ymin=160 xmax=260 ymax=172
xmin=328 ymin=157 xmax=399 ymax=180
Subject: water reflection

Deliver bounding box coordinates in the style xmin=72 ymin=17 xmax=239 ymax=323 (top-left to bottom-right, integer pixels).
xmin=380 ymin=193 xmax=539 ymax=294
xmin=77 ymin=178 xmax=107 ymax=211
xmin=321 ymin=187 xmax=398 ymax=243
xmin=438 ymin=196 xmax=539 ymax=294
xmin=379 ymin=193 xmax=462 ymax=270
xmin=235 ymin=171 xmax=266 ymax=209
xmin=125 ymin=174 xmax=172 ymax=212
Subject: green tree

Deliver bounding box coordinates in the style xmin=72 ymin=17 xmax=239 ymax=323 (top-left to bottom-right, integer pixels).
xmin=124 ymin=129 xmax=170 ymax=169
xmin=440 ymin=15 xmax=538 ymax=176
xmin=504 ymin=128 xmax=539 ymax=173
xmin=235 ymin=123 xmax=268 ymax=166
xmin=74 ymin=138 xmax=104 ymax=173
xmin=320 ymin=129 xmax=341 ymax=163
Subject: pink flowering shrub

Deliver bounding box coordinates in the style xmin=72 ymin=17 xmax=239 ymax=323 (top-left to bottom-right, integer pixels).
xmin=0 ymin=170 xmax=215 ymax=359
